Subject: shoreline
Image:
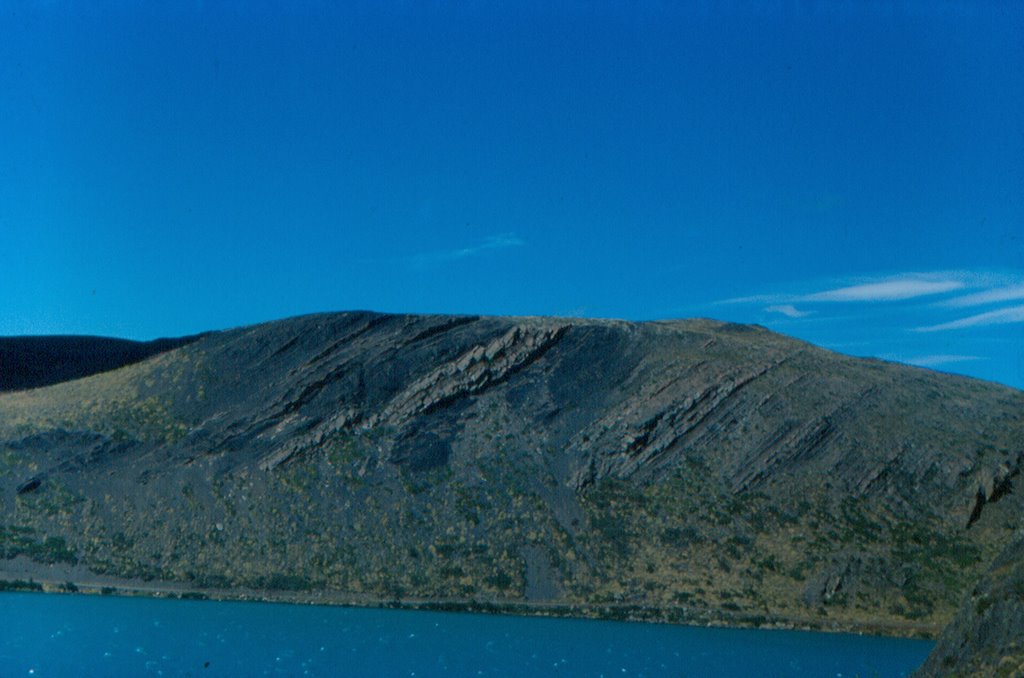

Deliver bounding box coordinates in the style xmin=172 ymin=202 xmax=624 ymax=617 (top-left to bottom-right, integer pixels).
xmin=0 ymin=564 xmax=942 ymax=641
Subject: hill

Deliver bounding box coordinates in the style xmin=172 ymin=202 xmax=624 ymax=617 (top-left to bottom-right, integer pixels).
xmin=1 ymin=312 xmax=1022 ymax=647
xmin=0 ymin=335 xmax=202 ymax=392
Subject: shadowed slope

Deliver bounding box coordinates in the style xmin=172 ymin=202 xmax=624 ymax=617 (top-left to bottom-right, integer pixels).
xmin=0 ymin=335 xmax=204 ymax=392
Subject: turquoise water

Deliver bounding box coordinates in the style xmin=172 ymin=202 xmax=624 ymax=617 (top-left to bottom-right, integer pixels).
xmin=0 ymin=593 xmax=931 ymax=677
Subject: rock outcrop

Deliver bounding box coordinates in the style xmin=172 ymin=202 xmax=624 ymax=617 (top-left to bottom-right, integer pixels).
xmin=916 ymin=533 xmax=1024 ymax=677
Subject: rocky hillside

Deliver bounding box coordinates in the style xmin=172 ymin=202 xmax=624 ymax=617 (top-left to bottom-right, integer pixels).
xmin=915 ymin=533 xmax=1024 ymax=677
xmin=1 ymin=312 xmax=1022 ymax=641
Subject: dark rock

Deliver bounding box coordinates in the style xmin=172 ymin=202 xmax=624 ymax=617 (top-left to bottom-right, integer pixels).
xmin=916 ymin=533 xmax=1024 ymax=677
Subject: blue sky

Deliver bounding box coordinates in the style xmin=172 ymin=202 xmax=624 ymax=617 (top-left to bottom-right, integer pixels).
xmin=1 ymin=2 xmax=1022 ymax=388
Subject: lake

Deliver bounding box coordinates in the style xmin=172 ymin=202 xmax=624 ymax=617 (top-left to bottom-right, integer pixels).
xmin=0 ymin=592 xmax=932 ymax=677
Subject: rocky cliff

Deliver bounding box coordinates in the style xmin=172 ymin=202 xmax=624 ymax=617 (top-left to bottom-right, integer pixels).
xmin=1 ymin=312 xmax=1022 ymax=643
xmin=915 ymin=533 xmax=1024 ymax=676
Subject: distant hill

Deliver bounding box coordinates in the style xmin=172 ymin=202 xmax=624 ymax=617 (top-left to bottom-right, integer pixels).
xmin=0 ymin=335 xmax=203 ymax=392
xmin=1 ymin=312 xmax=1022 ymax=670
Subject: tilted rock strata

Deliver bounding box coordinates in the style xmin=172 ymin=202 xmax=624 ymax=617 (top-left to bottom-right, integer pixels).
xmin=1 ymin=312 xmax=1022 ymax=641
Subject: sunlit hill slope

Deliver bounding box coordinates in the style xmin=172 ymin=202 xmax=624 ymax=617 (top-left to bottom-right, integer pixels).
xmin=1 ymin=312 xmax=1022 ymax=664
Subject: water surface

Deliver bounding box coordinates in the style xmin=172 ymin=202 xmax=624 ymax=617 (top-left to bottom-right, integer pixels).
xmin=0 ymin=593 xmax=932 ymax=676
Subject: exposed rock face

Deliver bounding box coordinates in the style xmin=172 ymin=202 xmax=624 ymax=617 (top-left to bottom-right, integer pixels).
xmin=1 ymin=312 xmax=1022 ymax=638
xmin=967 ymin=461 xmax=1021 ymax=527
xmin=916 ymin=534 xmax=1024 ymax=677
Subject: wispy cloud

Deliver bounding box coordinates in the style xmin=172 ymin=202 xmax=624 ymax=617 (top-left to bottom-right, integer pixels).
xmin=719 ymin=293 xmax=790 ymax=305
xmin=720 ymin=272 xmax=972 ymax=306
xmin=765 ymin=304 xmax=812 ymax=318
xmin=916 ymin=304 xmax=1024 ymax=332
xmin=942 ymin=283 xmax=1024 ymax=308
xmin=902 ymin=354 xmax=982 ymax=367
xmin=802 ymin=277 xmax=965 ymax=302
xmin=411 ymin=233 xmax=524 ymax=267
xmin=704 ymin=269 xmax=1022 ymax=389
